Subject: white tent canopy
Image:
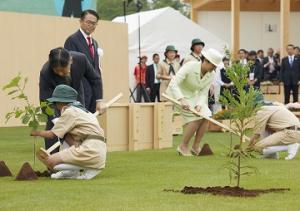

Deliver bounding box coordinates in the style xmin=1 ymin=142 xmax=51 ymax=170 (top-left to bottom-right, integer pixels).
xmin=113 ymin=7 xmax=228 ymax=94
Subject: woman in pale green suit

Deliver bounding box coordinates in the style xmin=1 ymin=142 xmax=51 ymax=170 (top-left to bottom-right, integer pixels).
xmin=166 ymin=48 xmax=223 ymax=156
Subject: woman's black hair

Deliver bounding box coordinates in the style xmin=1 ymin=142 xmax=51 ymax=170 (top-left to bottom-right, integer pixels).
xmin=49 ymin=47 xmax=71 ymax=68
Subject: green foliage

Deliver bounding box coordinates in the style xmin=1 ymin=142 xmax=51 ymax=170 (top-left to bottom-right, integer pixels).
xmin=219 ymin=50 xmax=262 ymax=187
xmin=151 ymin=0 xmax=190 ymax=17
xmin=97 ymin=0 xmax=190 ymax=21
xmin=2 ymin=73 xmax=54 ymax=131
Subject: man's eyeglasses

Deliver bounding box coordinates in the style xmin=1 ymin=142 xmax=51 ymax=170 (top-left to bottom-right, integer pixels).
xmin=84 ymin=20 xmax=98 ymax=26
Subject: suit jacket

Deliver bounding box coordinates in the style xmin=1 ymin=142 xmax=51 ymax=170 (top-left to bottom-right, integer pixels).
xmin=280 ymin=56 xmax=300 ymax=85
xmin=263 ymin=56 xmax=279 ymax=73
xmin=146 ymin=64 xmax=159 ymax=90
xmin=39 ymin=51 xmax=103 ymax=106
xmin=249 ymin=61 xmax=263 ymax=88
xmin=64 ymin=30 xmax=100 ymax=72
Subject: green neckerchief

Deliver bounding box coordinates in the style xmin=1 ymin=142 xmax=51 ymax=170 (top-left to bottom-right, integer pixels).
xmin=68 ymin=101 xmax=89 ymax=113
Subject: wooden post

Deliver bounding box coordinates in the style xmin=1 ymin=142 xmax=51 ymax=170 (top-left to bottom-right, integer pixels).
xmin=280 ymin=0 xmax=290 ymax=58
xmin=128 ymin=104 xmax=140 ymax=151
xmin=231 ymin=0 xmax=240 ymax=59
xmin=191 ymin=8 xmax=198 ymax=22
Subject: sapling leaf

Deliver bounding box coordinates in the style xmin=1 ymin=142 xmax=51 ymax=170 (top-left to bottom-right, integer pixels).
xmin=45 ymin=106 xmax=54 ymax=116
xmin=2 ymin=74 xmax=21 ymax=90
xmin=36 ymin=113 xmax=48 ymax=122
xmin=29 ymin=119 xmax=39 ymax=130
xmin=21 ymin=114 xmax=31 ymax=124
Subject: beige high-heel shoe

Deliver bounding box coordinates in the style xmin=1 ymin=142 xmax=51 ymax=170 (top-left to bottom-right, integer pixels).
xmin=177 ymin=146 xmax=192 ymax=156
xmin=190 ymin=148 xmax=201 ymax=156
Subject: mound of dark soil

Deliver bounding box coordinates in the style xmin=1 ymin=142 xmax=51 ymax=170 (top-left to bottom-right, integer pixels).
xmin=0 ymin=161 xmax=13 ymax=177
xmin=199 ymin=144 xmax=213 ymax=156
xmin=15 ymin=162 xmax=38 ymax=181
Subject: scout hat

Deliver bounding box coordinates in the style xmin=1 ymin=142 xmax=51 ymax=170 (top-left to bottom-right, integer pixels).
xmin=165 ymin=45 xmax=177 ymax=53
xmin=190 ymin=38 xmax=205 ymax=51
xmin=202 ymin=48 xmax=223 ymax=66
xmin=47 ymin=84 xmax=78 ymax=103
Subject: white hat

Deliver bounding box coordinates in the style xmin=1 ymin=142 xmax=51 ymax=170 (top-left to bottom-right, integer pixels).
xmin=202 ymin=48 xmax=223 ymax=66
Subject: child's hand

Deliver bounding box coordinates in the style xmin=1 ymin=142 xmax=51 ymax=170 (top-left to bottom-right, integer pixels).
xmin=30 ymin=131 xmax=39 ymax=136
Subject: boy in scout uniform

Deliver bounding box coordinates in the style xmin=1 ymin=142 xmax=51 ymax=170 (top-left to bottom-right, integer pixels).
xmin=31 ymin=85 xmax=107 ymax=179
xmin=249 ymin=95 xmax=300 ymax=160
xmin=182 ymin=38 xmax=205 ymax=65
xmin=157 ymin=45 xmax=180 ymax=101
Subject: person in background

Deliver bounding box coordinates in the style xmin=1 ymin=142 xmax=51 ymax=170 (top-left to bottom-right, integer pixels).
xmin=182 ymin=38 xmax=205 ymax=65
xmin=219 ymin=57 xmax=234 ymax=108
xmin=237 ymin=49 xmax=248 ymax=66
xmin=247 ymin=50 xmax=263 ymax=90
xmin=263 ymin=48 xmax=279 ymax=81
xmin=280 ymin=44 xmax=300 ymax=104
xmin=62 ymin=0 xmax=82 ymax=18
xmin=134 ymin=56 xmax=150 ymax=102
xmin=294 ymin=46 xmax=300 ymax=57
xmin=157 ymin=45 xmax=180 ymax=101
xmin=146 ymin=54 xmax=161 ymax=102
xmin=166 ymin=48 xmax=223 ymax=156
xmin=64 ymin=9 xmax=102 ymax=113
xmin=257 ymin=49 xmax=264 ymax=66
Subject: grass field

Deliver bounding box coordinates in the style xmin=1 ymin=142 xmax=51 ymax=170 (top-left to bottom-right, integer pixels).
xmin=0 ymin=127 xmax=299 ymax=211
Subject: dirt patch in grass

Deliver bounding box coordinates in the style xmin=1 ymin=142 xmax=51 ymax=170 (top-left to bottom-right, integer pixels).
xmin=34 ymin=170 xmax=51 ymax=177
xmin=15 ymin=162 xmax=38 ymax=181
xmin=164 ymin=186 xmax=290 ymax=197
xmin=0 ymin=161 xmax=13 ymax=177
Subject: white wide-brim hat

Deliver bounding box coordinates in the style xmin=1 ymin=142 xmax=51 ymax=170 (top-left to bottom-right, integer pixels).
xmin=202 ymin=48 xmax=223 ymax=66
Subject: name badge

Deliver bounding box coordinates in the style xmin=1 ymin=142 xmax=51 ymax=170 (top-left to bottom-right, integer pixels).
xmin=249 ymin=73 xmax=255 ymax=81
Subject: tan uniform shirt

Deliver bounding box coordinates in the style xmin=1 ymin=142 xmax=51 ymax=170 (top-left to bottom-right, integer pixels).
xmin=182 ymin=52 xmax=201 ymax=65
xmin=254 ymin=105 xmax=300 ymax=135
xmin=157 ymin=59 xmax=180 ymax=100
xmin=51 ymin=106 xmax=106 ymax=169
xmin=52 ymin=106 xmax=104 ymax=142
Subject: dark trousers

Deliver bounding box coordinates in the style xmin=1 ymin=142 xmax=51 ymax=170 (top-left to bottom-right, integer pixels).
xmin=62 ymin=0 xmax=82 ymax=18
xmin=136 ymin=84 xmax=150 ymax=102
xmin=45 ymin=120 xmax=59 ymax=154
xmin=82 ymin=77 xmax=96 ymax=113
xmin=284 ymin=85 xmax=299 ymax=104
xmin=150 ymin=83 xmax=160 ymax=102
xmin=44 ymin=107 xmax=61 ymax=154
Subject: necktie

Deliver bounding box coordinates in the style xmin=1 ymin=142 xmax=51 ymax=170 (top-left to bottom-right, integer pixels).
xmin=169 ymin=64 xmax=175 ymax=75
xmin=87 ymin=37 xmax=95 ymax=59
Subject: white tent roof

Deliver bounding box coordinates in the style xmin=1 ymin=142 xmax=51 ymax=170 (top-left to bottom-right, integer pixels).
xmin=113 ymin=7 xmax=228 ymax=92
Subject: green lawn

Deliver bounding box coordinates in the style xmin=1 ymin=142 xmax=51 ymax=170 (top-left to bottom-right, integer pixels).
xmin=0 ymin=127 xmax=299 ymax=211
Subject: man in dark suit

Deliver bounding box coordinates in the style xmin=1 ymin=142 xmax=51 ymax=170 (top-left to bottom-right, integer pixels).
xmin=146 ymin=54 xmax=161 ymax=102
xmin=39 ymin=47 xmax=104 ymax=152
xmin=262 ymin=48 xmax=280 ymax=81
xmin=247 ymin=51 xmax=263 ymax=90
xmin=64 ymin=9 xmax=101 ymax=113
xmin=280 ymin=44 xmax=300 ymax=104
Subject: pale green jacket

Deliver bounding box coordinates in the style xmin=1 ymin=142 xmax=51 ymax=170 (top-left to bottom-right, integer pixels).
xmin=166 ymin=61 xmax=215 ymax=107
